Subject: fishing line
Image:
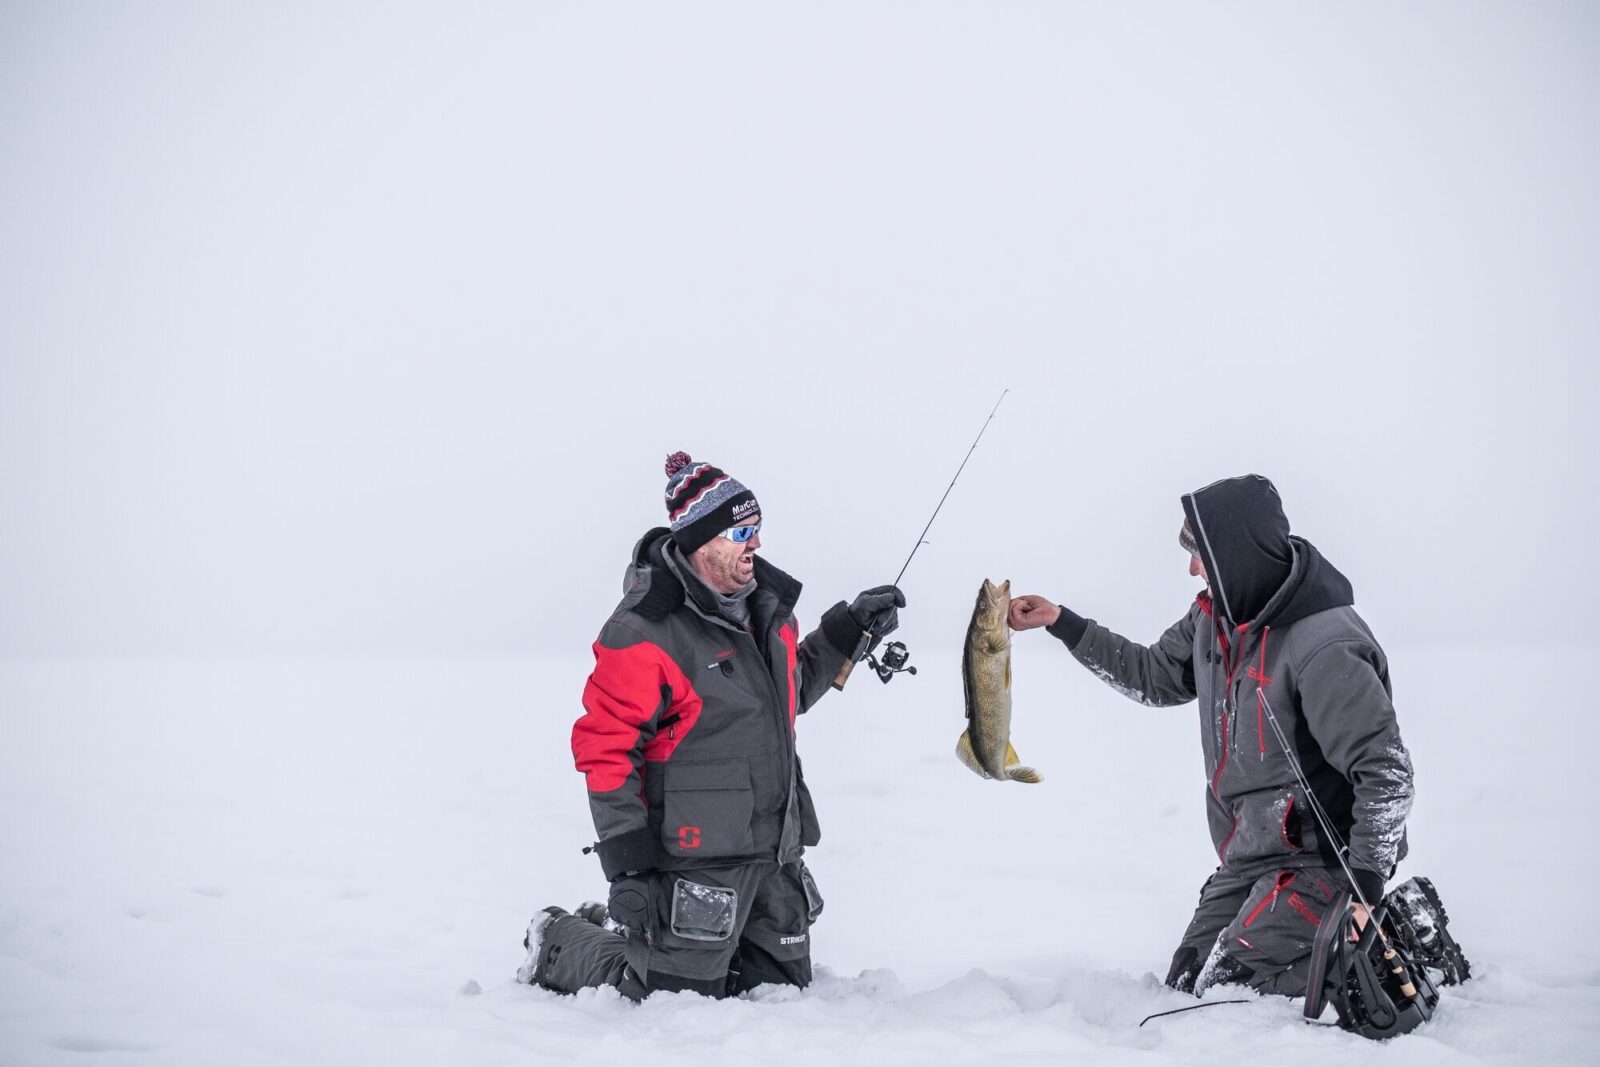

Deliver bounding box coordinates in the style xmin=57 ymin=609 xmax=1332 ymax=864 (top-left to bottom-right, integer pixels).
xmin=1259 ymin=686 xmax=1439 ymax=1034
xmin=1257 ymin=688 xmax=1375 ymax=918
xmin=892 ymin=388 xmax=1009 ymax=588
xmin=1138 ymin=1000 xmax=1251 ymax=1027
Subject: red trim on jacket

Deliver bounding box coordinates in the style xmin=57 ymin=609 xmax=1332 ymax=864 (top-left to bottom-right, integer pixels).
xmin=1279 ymin=793 xmax=1303 ymax=852
xmin=1244 ymin=871 xmax=1298 ymax=927
xmin=1253 ymin=626 xmax=1272 ymax=758
xmin=779 ymin=621 xmax=798 ymax=730
xmin=574 ymin=639 xmax=701 ymax=792
xmin=1217 ymin=811 xmax=1238 ymax=862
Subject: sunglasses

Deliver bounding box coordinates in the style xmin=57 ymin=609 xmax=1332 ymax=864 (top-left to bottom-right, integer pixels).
xmin=718 ymin=521 xmax=762 ymax=544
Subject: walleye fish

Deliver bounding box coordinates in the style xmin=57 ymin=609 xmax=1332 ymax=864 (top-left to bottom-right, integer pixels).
xmin=957 ymin=578 xmax=1042 ymax=783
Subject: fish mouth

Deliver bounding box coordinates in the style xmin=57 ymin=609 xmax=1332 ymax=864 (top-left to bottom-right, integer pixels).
xmin=977 ymin=578 xmax=1012 ymax=609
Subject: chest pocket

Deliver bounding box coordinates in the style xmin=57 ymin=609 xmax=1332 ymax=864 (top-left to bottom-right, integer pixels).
xmin=662 ymin=758 xmax=755 ymax=859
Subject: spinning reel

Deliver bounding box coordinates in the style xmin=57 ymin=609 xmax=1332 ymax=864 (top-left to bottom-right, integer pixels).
xmin=866 ymin=640 xmax=917 ymax=684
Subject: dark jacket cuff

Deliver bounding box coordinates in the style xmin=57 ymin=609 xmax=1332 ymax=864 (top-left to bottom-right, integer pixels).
xmin=595 ymin=827 xmax=657 ymax=881
xmin=819 ymin=600 xmax=863 ymax=659
xmin=1349 ymin=865 xmax=1386 ymax=906
xmin=1046 ymin=608 xmax=1090 ymax=649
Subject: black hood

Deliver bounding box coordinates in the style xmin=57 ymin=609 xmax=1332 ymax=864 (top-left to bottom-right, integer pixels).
xmin=1182 ymin=475 xmax=1353 ymax=628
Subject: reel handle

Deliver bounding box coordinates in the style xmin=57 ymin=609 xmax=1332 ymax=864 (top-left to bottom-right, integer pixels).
xmin=831 ymin=658 xmax=857 ymax=690
xmin=831 ymin=630 xmax=874 ymax=691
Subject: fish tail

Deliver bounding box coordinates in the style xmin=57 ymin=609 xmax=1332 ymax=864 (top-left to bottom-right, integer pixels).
xmin=1005 ymin=740 xmax=1042 ymax=784
xmin=956 ymin=731 xmax=992 ymax=780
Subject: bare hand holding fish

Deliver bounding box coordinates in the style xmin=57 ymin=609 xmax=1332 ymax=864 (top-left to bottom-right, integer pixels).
xmin=1008 ymin=595 xmax=1061 ymax=631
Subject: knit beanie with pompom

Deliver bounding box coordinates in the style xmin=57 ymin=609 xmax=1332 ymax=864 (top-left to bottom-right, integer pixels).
xmin=663 ymin=451 xmax=759 ymax=553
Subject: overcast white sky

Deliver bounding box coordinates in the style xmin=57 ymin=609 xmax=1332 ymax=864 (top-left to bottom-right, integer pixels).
xmin=2 ymin=2 xmax=1595 ymax=660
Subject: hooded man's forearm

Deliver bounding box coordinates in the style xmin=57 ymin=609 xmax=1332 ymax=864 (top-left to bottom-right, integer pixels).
xmin=1051 ymin=605 xmax=1201 ymax=708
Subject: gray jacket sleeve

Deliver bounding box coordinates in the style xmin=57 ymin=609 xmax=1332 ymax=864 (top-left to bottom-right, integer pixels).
xmin=795 ymin=601 xmax=856 ymax=714
xmin=1054 ymin=605 xmax=1200 ymax=708
xmin=1295 ymin=639 xmax=1414 ymax=892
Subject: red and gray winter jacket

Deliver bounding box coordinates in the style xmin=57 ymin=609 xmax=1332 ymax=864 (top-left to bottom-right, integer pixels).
xmin=574 ymin=528 xmax=857 ymax=881
xmin=1046 ymin=476 xmax=1414 ymax=905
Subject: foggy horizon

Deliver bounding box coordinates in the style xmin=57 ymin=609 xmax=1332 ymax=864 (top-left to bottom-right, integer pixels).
xmin=3 ymin=3 xmax=1595 ymax=661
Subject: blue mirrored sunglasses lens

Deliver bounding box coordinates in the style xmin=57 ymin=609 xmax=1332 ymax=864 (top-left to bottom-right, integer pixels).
xmin=729 ymin=524 xmax=758 ymax=543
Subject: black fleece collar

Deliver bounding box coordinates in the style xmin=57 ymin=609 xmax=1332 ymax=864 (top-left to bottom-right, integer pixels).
xmin=1256 ymin=536 xmax=1355 ymax=629
xmin=626 ymin=528 xmax=687 ymax=621
xmin=625 ymin=527 xmax=803 ymax=626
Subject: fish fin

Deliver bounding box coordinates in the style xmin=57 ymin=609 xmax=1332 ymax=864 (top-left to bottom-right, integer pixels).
xmin=956 ymin=731 xmax=992 ymax=780
xmin=1004 ymin=656 xmax=1012 ymax=691
xmin=1004 ymin=741 xmax=1042 ymax=784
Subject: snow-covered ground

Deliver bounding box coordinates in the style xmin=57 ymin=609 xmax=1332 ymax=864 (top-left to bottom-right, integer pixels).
xmin=3 ymin=640 xmax=1597 ymax=1065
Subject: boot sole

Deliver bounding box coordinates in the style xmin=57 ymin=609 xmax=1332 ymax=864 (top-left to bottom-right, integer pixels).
xmin=1406 ymin=877 xmax=1472 ymax=985
xmin=516 ymin=908 xmax=571 ymax=986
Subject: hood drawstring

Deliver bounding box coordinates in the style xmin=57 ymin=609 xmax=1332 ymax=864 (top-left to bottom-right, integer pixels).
xmin=1257 ymin=625 xmax=1271 ymax=760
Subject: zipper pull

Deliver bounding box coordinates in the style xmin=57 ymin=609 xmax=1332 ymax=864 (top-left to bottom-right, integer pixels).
xmin=1272 ymin=871 xmax=1295 ymax=911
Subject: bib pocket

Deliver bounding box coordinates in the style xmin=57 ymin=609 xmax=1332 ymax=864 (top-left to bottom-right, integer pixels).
xmin=670 ymin=878 xmax=739 ymax=942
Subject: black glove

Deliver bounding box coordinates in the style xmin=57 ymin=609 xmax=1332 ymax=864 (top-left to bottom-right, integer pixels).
xmin=607 ymin=873 xmax=652 ymax=935
xmin=848 ymin=584 xmax=906 ymax=639
xmin=1349 ymin=866 xmax=1387 ymax=909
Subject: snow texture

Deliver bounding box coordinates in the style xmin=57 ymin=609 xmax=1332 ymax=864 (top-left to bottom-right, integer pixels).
xmin=2 ymin=4 xmax=1597 ymax=1065
xmin=1361 ymin=739 xmax=1416 ymax=872
xmin=3 ymin=649 xmax=1598 ymax=1066
xmin=1394 ymin=883 xmax=1441 ymax=943
xmin=1085 ymin=660 xmax=1154 ymax=708
xmin=1194 ymin=931 xmax=1237 ymax=1000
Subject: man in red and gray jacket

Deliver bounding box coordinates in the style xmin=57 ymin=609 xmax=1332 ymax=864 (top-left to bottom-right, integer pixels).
xmin=1011 ymin=475 xmax=1468 ymax=996
xmin=518 ymin=452 xmax=904 ymax=1000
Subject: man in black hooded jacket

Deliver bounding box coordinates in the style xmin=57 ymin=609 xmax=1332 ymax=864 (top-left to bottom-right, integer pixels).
xmin=1010 ymin=475 xmax=1442 ymax=995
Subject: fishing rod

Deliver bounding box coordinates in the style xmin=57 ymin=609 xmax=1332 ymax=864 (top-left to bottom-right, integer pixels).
xmin=1257 ymin=688 xmax=1437 ymax=1037
xmin=832 ymin=388 xmax=1009 ymax=690
xmin=1257 ymin=689 xmax=1374 ymax=918
xmin=1138 ymin=1000 xmax=1250 ymax=1027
